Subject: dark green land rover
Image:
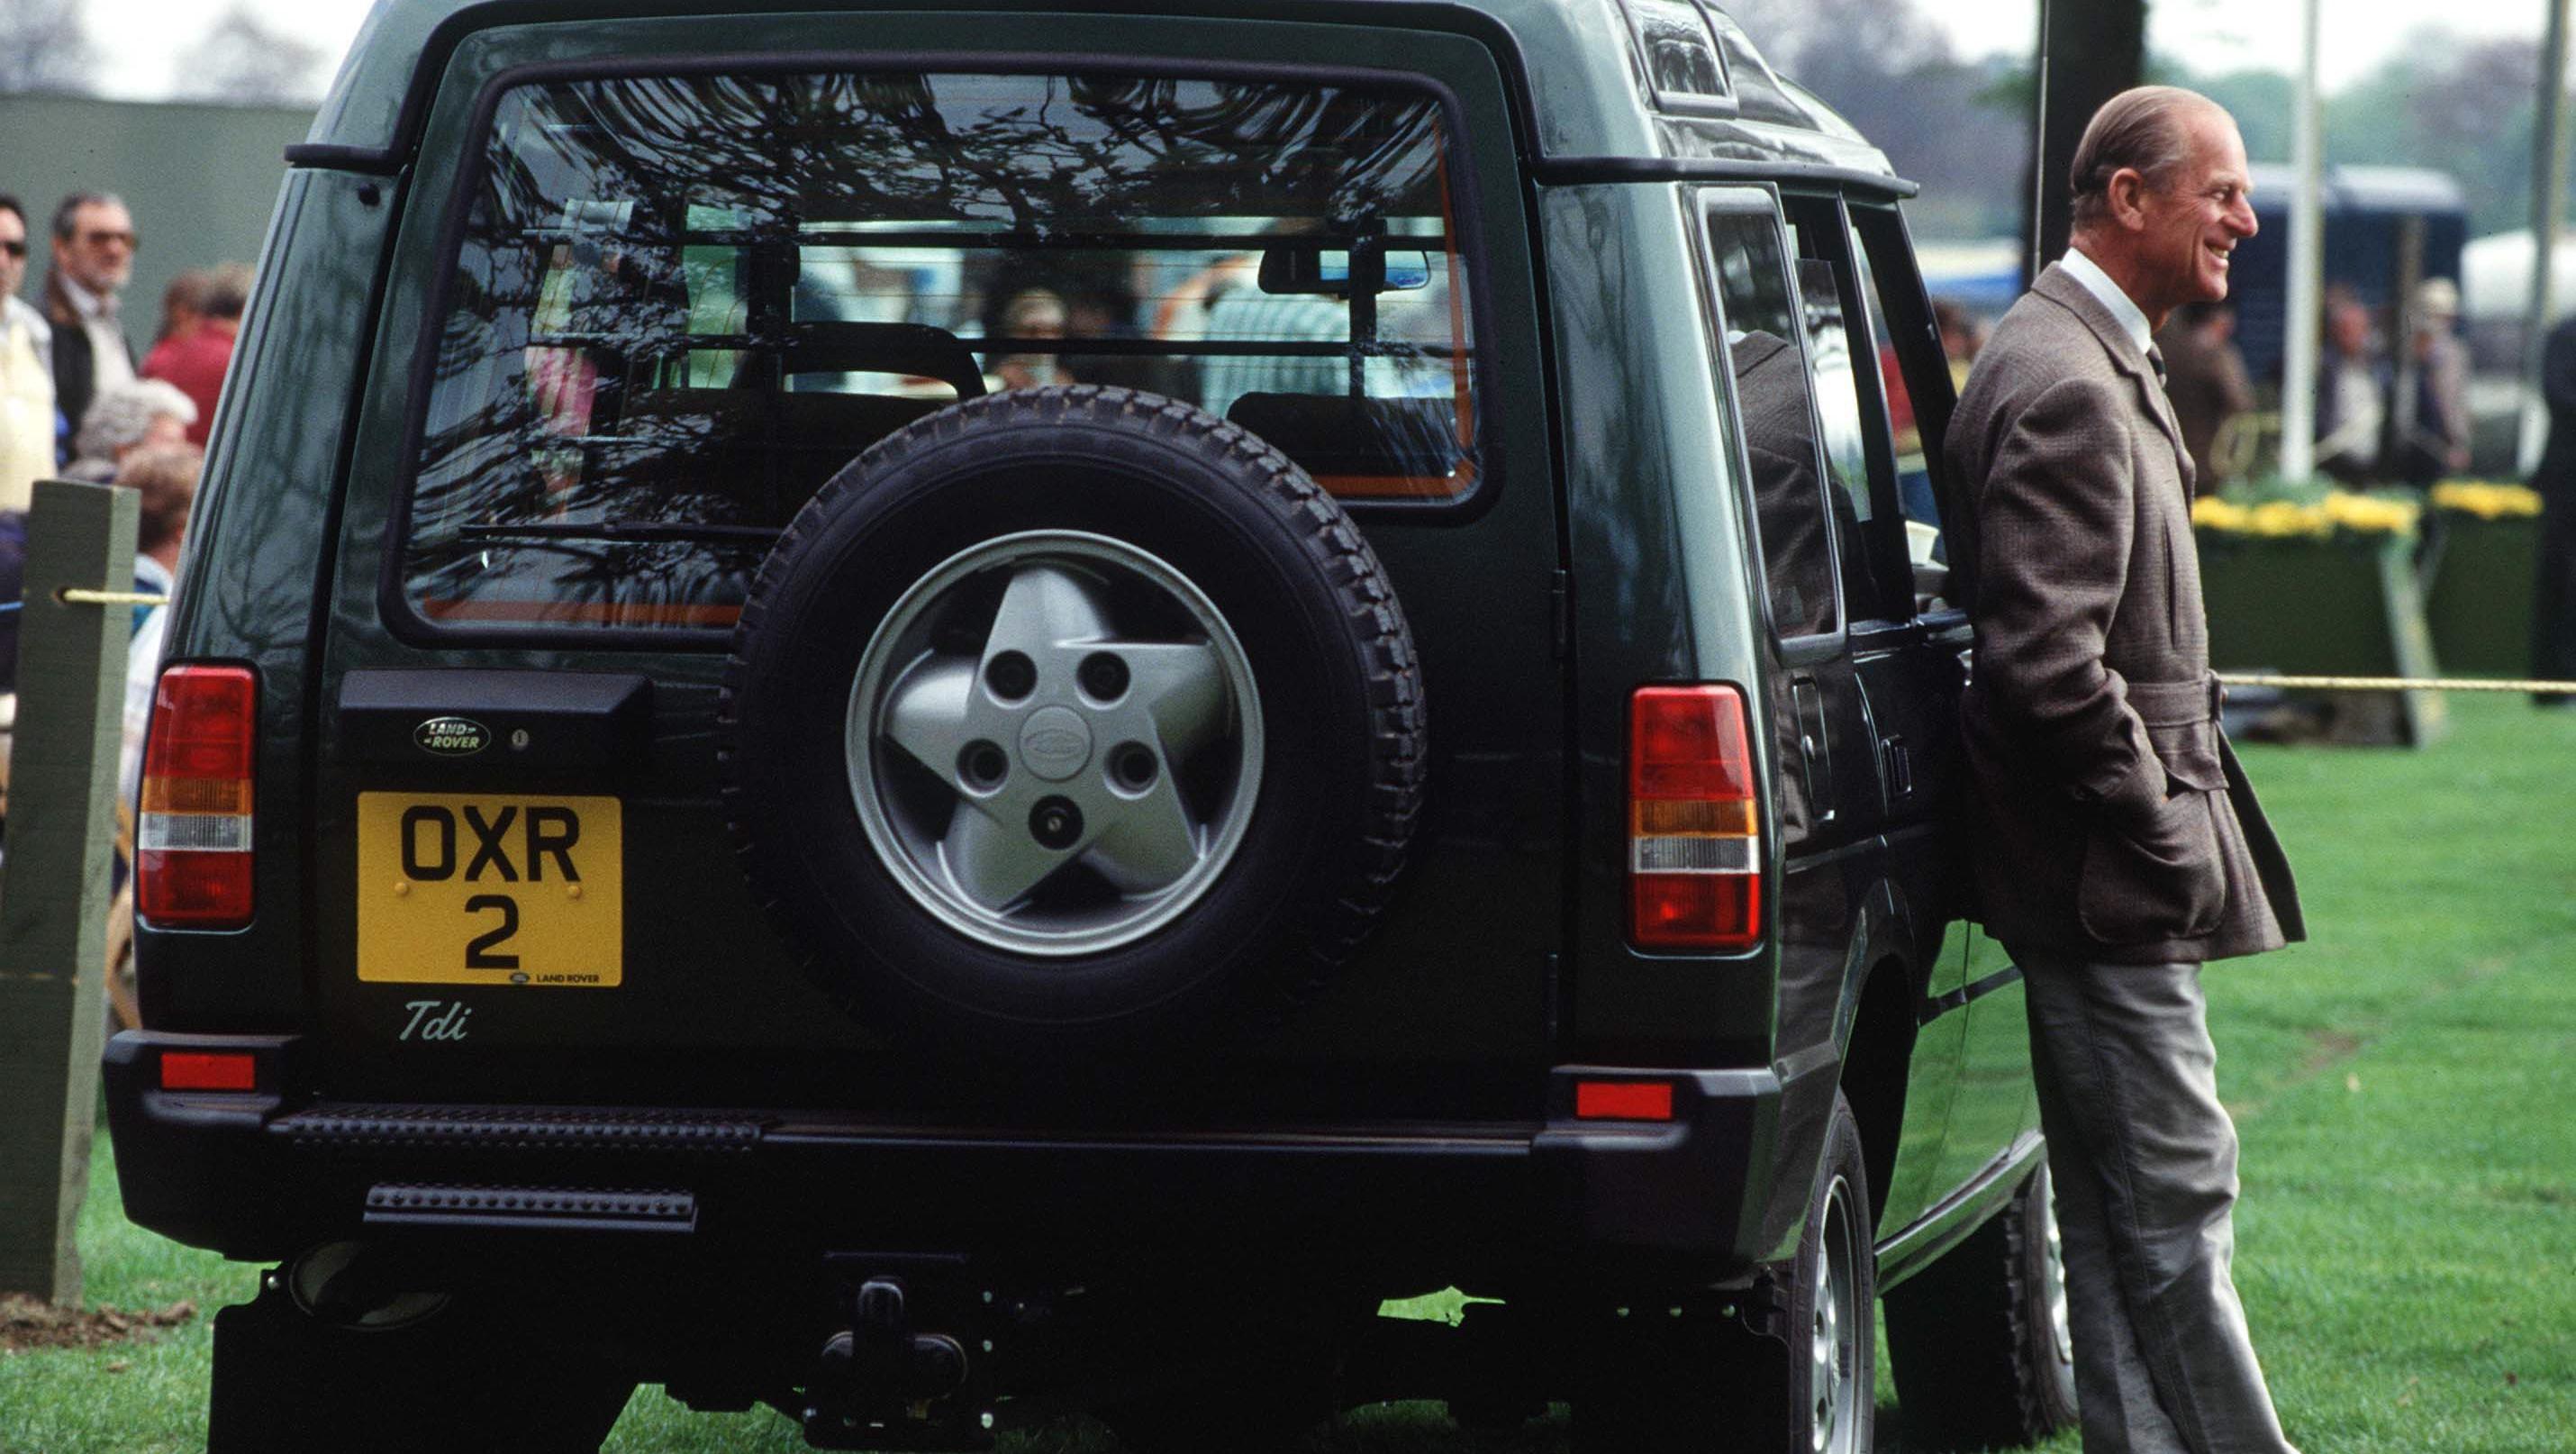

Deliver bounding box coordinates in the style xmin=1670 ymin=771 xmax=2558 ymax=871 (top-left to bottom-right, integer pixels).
xmin=109 ymin=3 xmax=2074 ymax=1449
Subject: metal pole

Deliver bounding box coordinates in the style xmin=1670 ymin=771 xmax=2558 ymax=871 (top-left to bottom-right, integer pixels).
xmin=2278 ymin=0 xmax=2326 ymax=483
xmin=2027 ymin=1 xmax=2052 ymax=288
xmin=2519 ymin=0 xmax=2575 ymax=476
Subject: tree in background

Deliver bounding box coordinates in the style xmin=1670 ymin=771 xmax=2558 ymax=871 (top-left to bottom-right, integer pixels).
xmin=171 ymin=5 xmax=329 ymax=107
xmin=0 ymin=0 xmax=98 ymax=95
xmin=2327 ymin=31 xmax=2539 ymax=238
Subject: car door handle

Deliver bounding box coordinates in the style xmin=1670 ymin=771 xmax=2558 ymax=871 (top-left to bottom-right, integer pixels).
xmin=1881 ymin=735 xmax=1913 ymax=801
xmin=1790 ymin=677 xmax=1834 ymax=823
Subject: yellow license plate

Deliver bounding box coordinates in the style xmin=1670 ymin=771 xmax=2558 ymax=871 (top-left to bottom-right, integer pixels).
xmin=357 ymin=793 xmax=622 ymax=986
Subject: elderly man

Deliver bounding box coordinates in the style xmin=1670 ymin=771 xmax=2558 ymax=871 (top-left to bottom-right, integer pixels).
xmin=1946 ymin=87 xmax=2305 ymax=1454
xmin=42 ymin=192 xmax=141 ymax=454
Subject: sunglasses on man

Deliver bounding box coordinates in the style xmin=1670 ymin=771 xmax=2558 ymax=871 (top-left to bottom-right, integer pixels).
xmin=0 ymin=241 xmax=26 ymax=259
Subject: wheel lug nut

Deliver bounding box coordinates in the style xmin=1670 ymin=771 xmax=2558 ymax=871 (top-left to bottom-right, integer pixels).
xmin=1077 ymin=651 xmax=1129 ymax=702
xmin=984 ymin=650 xmax=1037 ymax=702
xmin=958 ymin=741 xmax=1008 ymax=790
xmin=1109 ymin=741 xmax=1157 ymax=790
xmin=1029 ymin=795 xmax=1083 ymax=850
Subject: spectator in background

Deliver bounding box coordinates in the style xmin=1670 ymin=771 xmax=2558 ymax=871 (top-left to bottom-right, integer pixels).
xmin=141 ymin=262 xmax=249 ymax=444
xmin=2156 ymin=299 xmax=2255 ymax=488
xmin=989 ymin=287 xmax=1072 ymax=391
xmin=1933 ymin=297 xmax=1982 ymax=393
xmin=115 ymin=445 xmax=201 ymax=805
xmin=152 ymin=268 xmax=213 ymax=350
xmin=67 ymin=377 xmax=196 ymax=483
xmin=2388 ymin=276 xmax=2472 ymax=487
xmin=42 ymin=193 xmax=140 ymax=459
xmin=0 ymin=194 xmax=55 ymax=509
xmin=2314 ymin=285 xmax=2384 ymax=483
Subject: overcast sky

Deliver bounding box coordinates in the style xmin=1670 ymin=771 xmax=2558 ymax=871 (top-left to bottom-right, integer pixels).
xmin=79 ymin=0 xmax=2568 ymax=103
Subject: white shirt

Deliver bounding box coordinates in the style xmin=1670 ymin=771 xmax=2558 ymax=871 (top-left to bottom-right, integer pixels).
xmin=2059 ymin=247 xmax=2154 ymax=359
xmin=1 ymin=295 xmax=49 ymax=368
xmin=56 ymin=273 xmax=134 ymax=395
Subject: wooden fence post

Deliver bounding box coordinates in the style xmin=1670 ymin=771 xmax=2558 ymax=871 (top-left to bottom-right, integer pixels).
xmin=0 ymin=479 xmax=140 ymax=1304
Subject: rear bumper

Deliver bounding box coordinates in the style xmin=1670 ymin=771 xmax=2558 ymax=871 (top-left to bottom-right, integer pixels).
xmin=106 ymin=1031 xmax=1791 ymax=1284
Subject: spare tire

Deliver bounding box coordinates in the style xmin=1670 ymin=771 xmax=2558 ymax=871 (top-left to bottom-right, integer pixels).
xmin=721 ymin=386 xmax=1424 ymax=1041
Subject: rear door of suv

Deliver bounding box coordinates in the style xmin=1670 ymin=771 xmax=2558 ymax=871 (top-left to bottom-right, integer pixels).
xmin=300 ymin=13 xmax=1562 ymax=1121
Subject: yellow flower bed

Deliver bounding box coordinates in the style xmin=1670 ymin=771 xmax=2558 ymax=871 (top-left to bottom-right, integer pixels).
xmin=2428 ymin=481 xmax=2544 ymax=519
xmin=2191 ymin=488 xmax=2418 ymax=539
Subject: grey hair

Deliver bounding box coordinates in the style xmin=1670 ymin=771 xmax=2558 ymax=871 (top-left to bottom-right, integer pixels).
xmin=2069 ymin=86 xmax=2218 ymax=231
xmin=74 ymin=377 xmax=197 ymax=462
xmin=50 ymin=191 xmax=128 ymax=241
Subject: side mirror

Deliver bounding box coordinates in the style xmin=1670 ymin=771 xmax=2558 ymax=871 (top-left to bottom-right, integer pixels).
xmin=1258 ymin=245 xmax=1432 ymax=296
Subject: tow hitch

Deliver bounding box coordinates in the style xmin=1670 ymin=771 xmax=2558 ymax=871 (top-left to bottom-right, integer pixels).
xmin=801 ymin=1258 xmax=993 ymax=1450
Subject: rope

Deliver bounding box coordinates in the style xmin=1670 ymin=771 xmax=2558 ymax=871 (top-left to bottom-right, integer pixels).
xmin=58 ymin=588 xmax=169 ymax=607
xmin=2217 ymin=672 xmax=2576 ymax=695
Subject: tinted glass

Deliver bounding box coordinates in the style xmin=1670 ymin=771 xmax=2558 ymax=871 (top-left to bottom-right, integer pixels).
xmin=406 ymin=72 xmax=1479 ymax=633
xmin=1703 ymin=206 xmax=1837 ymax=640
xmin=1783 ymin=213 xmax=1893 ymax=625
xmin=1850 ymin=209 xmax=1955 ymax=570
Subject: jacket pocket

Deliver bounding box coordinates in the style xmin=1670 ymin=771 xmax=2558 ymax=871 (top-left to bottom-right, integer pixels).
xmin=2077 ymin=719 xmax=2228 ymax=946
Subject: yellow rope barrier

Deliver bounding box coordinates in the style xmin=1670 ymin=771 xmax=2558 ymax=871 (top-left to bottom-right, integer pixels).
xmin=57 ymin=588 xmax=169 ymax=607
xmin=2218 ymin=673 xmax=2576 ymax=695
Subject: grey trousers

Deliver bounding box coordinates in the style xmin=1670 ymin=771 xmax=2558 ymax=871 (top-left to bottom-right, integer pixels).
xmin=2011 ymin=947 xmax=2298 ymax=1454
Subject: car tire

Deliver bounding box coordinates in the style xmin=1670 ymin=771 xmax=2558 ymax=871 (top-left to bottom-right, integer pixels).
xmin=721 ymin=385 xmax=1424 ymax=1043
xmin=1573 ymin=1090 xmax=1874 ymax=1454
xmin=208 ymin=1277 xmax=632 ymax=1454
xmin=1883 ymin=1159 xmax=2080 ymax=1449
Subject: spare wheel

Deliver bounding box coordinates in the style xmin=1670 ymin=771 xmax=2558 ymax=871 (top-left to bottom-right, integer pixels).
xmin=720 ymin=386 xmax=1425 ymax=1040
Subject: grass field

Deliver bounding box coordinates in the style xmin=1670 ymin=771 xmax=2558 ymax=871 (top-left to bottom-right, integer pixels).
xmin=3 ymin=691 xmax=2570 ymax=1453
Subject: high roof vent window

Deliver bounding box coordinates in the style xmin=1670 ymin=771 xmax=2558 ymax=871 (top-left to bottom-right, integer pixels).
xmin=1621 ymin=0 xmax=1736 ymax=116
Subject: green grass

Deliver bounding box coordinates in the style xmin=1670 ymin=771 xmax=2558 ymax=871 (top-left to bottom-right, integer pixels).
xmin=5 ymin=692 xmax=2571 ymax=1452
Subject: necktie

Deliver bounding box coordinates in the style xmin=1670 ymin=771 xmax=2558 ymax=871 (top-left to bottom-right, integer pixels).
xmin=2147 ymin=343 xmax=2168 ymax=389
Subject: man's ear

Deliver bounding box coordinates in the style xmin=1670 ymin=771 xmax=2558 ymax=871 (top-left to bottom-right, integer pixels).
xmin=2105 ymin=167 xmax=2151 ymax=232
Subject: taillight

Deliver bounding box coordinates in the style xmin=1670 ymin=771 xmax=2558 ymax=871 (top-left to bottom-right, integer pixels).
xmin=1574 ymin=1079 xmax=1675 ymax=1121
xmin=137 ymin=664 xmax=256 ymax=929
xmin=1628 ymin=685 xmax=1762 ymax=950
xmin=159 ymin=1050 xmax=259 ymax=1092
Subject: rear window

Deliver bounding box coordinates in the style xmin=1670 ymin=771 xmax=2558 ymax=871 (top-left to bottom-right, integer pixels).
xmin=401 ymin=70 xmax=1482 ymax=635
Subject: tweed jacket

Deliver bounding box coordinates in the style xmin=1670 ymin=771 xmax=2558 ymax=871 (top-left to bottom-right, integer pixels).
xmin=1946 ymin=263 xmax=2302 ymax=963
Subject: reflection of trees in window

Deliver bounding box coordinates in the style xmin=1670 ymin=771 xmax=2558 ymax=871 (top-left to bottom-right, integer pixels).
xmin=407 ymin=71 xmax=1472 ymax=632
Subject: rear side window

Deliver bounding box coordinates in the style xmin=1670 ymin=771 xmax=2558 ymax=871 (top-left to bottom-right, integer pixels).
xmin=403 ymin=71 xmax=1481 ymax=634
xmin=1701 ymin=202 xmax=1839 ymax=641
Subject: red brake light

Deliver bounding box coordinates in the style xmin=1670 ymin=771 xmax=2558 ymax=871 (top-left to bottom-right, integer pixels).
xmin=137 ymin=664 xmax=257 ymax=929
xmin=1574 ymin=1080 xmax=1675 ymax=1121
xmin=1628 ymin=685 xmax=1762 ymax=950
xmin=159 ymin=1050 xmax=259 ymax=1092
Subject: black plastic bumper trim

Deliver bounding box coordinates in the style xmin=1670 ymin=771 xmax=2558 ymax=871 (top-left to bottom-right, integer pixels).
xmin=365 ymin=1182 xmax=697 ymax=1233
xmin=107 ymin=1032 xmax=1783 ymax=1276
xmin=279 ymin=1104 xmax=766 ymax=1154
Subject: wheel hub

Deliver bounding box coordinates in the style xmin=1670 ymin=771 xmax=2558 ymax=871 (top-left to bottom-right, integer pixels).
xmin=1018 ymin=707 xmax=1093 ymax=782
xmin=848 ymin=530 xmax=1264 ymax=958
